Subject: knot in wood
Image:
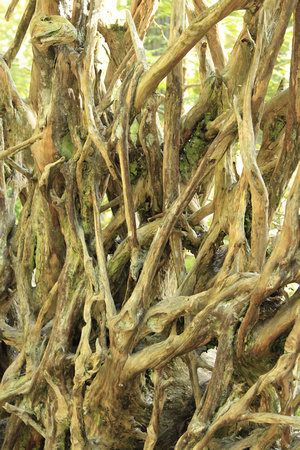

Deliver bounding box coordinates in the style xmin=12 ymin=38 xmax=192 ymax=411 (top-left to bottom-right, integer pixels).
xmin=30 ymin=15 xmax=77 ymax=50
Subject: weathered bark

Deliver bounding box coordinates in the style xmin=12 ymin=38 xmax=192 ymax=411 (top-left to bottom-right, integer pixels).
xmin=0 ymin=0 xmax=299 ymax=449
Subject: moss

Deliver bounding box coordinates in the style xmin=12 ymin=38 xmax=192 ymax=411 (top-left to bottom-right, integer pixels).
xmin=146 ymin=317 xmax=159 ymax=329
xmin=291 ymin=128 xmax=297 ymax=141
xmin=203 ymin=112 xmax=211 ymax=124
xmin=180 ymin=121 xmax=208 ymax=182
xmin=108 ymin=249 xmax=130 ymax=278
xmin=129 ymin=160 xmax=139 ymax=182
xmin=269 ymin=117 xmax=286 ymax=141
xmin=185 ymin=136 xmax=206 ymax=165
xmin=179 ymin=156 xmax=190 ymax=183
xmin=145 ymin=133 xmax=155 ymax=147
xmin=61 ymin=132 xmax=74 ymax=160
xmin=110 ymin=23 xmax=126 ymax=39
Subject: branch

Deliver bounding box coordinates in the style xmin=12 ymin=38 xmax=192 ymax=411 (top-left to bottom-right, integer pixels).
xmin=0 ymin=132 xmax=43 ymax=161
xmin=130 ymin=0 xmax=140 ymax=16
xmin=188 ymin=201 xmax=214 ymax=226
xmin=121 ymin=275 xmax=256 ymax=381
xmin=81 ymin=0 xmax=120 ymax=183
xmin=194 ymin=308 xmax=300 ymax=449
xmin=96 ymin=48 xmax=135 ymax=114
xmin=99 ymin=194 xmax=123 ymax=212
xmin=134 ymin=0 xmax=248 ymax=111
xmin=250 ymin=288 xmax=300 ymax=357
xmin=4 ymin=403 xmax=46 ymax=438
xmin=240 ymin=412 xmax=300 ymax=427
xmin=92 ymin=183 xmax=116 ymax=318
xmin=4 ymin=0 xmax=36 ymax=67
xmin=215 ymin=173 xmax=248 ymax=282
xmin=139 ymin=92 xmax=164 ymax=214
xmin=113 ymin=65 xmax=144 ymax=259
xmin=44 ymin=371 xmax=69 ymax=423
xmin=252 ymin=0 xmax=297 ymax=116
xmin=163 ymin=0 xmax=185 ymax=285
xmin=237 ymin=164 xmax=300 ymax=356
xmin=5 ymin=0 xmax=19 ymax=21
xmin=233 ymin=9 xmax=268 ymax=273
xmin=6 ymin=157 xmax=33 ymax=178
xmin=102 ymin=177 xmax=148 ymax=250
xmin=132 ymin=289 xmax=212 ymax=347
xmin=111 ymin=120 xmax=243 ymax=345
xmin=193 ymin=0 xmax=227 ymax=71
xmin=125 ymin=10 xmax=148 ymax=70
xmin=107 ymin=218 xmax=161 ymax=294
xmin=177 ymin=223 xmax=221 ymax=296
xmin=268 ymin=1 xmax=300 ymax=221
xmin=0 ymin=320 xmax=23 ymax=350
xmin=199 ymin=42 xmax=208 ymax=84
xmin=144 ymin=369 xmax=174 ymax=450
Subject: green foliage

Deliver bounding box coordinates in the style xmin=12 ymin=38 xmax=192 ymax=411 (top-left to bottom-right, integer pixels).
xmin=144 ymin=0 xmax=171 ymax=61
xmin=184 ymin=254 xmax=195 ymax=273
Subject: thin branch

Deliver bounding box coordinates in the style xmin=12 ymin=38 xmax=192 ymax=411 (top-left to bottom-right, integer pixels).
xmin=252 ymin=0 xmax=298 ymax=116
xmin=234 ymin=9 xmax=269 ymax=273
xmin=134 ymin=0 xmax=247 ymax=111
xmin=250 ymin=288 xmax=300 ymax=358
xmin=163 ymin=0 xmax=185 ymax=286
xmin=4 ymin=403 xmax=46 ymax=438
xmin=96 ymin=48 xmax=135 ymax=114
xmin=81 ymin=0 xmax=120 ymax=183
xmin=111 ymin=119 xmax=241 ymax=346
xmin=6 ymin=157 xmax=33 ymax=178
xmin=92 ymin=181 xmax=116 ymax=318
xmin=153 ymin=20 xmax=168 ymax=41
xmin=268 ymin=1 xmax=300 ymax=222
xmin=237 ymin=164 xmax=300 ymax=357
xmin=193 ymin=0 xmax=227 ymax=71
xmin=130 ymin=0 xmax=141 ymax=16
xmin=100 ymin=194 xmax=123 ymax=212
xmin=5 ymin=0 xmax=19 ymax=21
xmin=0 ymin=119 xmax=6 ymax=199
xmin=139 ymin=92 xmax=163 ymax=214
xmin=113 ymin=65 xmax=144 ymax=263
xmin=44 ymin=371 xmax=69 ymax=423
xmin=4 ymin=0 xmax=36 ymax=67
xmin=0 ymin=132 xmax=43 ymax=161
xmin=199 ymin=42 xmax=208 ymax=84
xmin=188 ymin=201 xmax=214 ymax=226
xmin=32 ymin=282 xmax=58 ymax=341
xmin=194 ymin=305 xmax=300 ymax=449
xmin=121 ymin=275 xmax=256 ymax=381
xmin=125 ymin=10 xmax=148 ymax=70
xmin=240 ymin=412 xmax=300 ymax=427
xmin=183 ymin=83 xmax=202 ymax=91
xmin=144 ymin=369 xmax=174 ymax=450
